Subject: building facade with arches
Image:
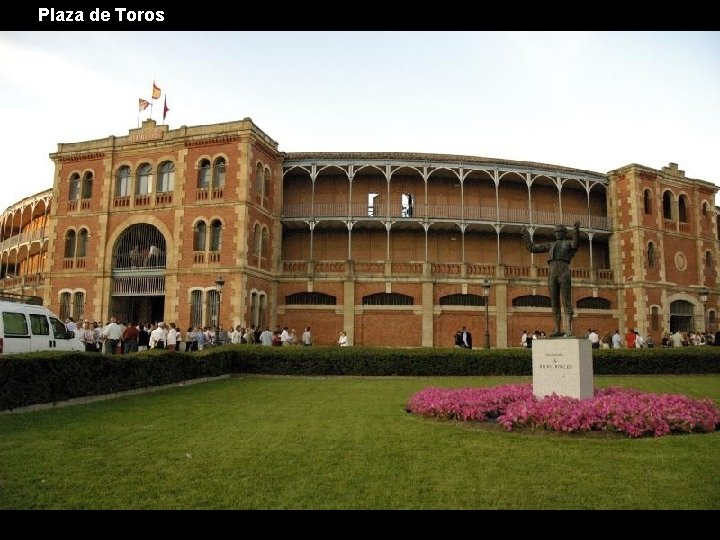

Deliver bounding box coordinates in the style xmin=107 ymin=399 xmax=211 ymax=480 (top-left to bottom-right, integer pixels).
xmin=0 ymin=118 xmax=717 ymax=347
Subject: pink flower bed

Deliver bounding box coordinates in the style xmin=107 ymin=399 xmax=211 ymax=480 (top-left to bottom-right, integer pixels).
xmin=406 ymin=384 xmax=720 ymax=438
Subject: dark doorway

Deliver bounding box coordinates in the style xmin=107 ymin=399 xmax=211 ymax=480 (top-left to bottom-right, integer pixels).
xmin=110 ymin=296 xmax=165 ymax=324
xmin=670 ymin=300 xmax=694 ymax=333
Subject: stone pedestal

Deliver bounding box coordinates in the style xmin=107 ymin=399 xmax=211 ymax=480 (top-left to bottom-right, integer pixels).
xmin=532 ymin=338 xmax=593 ymax=400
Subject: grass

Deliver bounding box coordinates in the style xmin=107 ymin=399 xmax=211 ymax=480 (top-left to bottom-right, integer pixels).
xmin=0 ymin=374 xmax=718 ymax=509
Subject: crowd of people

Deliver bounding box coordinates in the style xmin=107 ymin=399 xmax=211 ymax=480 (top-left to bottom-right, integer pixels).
xmin=68 ymin=316 xmax=719 ymax=353
xmin=66 ymin=318 xmax=321 ymax=354
xmin=519 ymin=327 xmax=720 ymax=348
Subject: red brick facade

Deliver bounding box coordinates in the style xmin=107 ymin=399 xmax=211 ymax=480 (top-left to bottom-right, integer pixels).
xmin=0 ymin=120 xmax=717 ymax=347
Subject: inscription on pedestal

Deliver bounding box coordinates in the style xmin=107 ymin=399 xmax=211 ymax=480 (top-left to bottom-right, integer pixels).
xmin=532 ymin=338 xmax=594 ymax=400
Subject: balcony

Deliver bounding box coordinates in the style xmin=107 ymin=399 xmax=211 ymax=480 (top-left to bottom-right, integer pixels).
xmin=0 ymin=273 xmax=45 ymax=289
xmin=280 ymin=260 xmax=613 ymax=282
xmin=156 ymin=193 xmax=173 ymax=205
xmin=281 ymin=203 xmax=610 ymax=230
xmin=113 ymin=196 xmax=131 ymax=208
xmin=112 ymin=276 xmax=166 ymax=296
xmin=0 ymin=230 xmax=48 ymax=252
xmin=134 ymin=194 xmax=151 ymax=207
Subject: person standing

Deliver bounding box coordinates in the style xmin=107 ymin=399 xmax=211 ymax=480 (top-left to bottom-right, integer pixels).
xmin=338 ymin=331 xmax=349 ymax=346
xmin=588 ymin=329 xmax=600 ymax=349
xmin=522 ymin=222 xmax=581 ymax=337
xmin=626 ymin=329 xmax=637 ymax=349
xmin=611 ymin=330 xmax=622 ymax=349
xmin=101 ymin=316 xmax=123 ymax=355
xmin=302 ymin=326 xmax=313 ymax=346
xmin=166 ymin=323 xmax=178 ymax=351
xmin=122 ymin=322 xmax=139 ymax=354
xmin=149 ymin=322 xmax=168 ymax=349
xmin=454 ymin=330 xmax=463 ymax=348
xmin=461 ymin=326 xmax=473 ymax=349
xmin=81 ymin=321 xmax=97 ymax=353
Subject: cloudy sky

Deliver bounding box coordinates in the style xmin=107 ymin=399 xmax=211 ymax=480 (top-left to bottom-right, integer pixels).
xmin=0 ymin=31 xmax=718 ymax=211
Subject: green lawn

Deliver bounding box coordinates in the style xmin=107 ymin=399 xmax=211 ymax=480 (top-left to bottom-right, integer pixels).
xmin=0 ymin=375 xmax=718 ymax=509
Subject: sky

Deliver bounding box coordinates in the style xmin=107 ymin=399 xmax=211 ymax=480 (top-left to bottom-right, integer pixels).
xmin=0 ymin=31 xmax=719 ymax=212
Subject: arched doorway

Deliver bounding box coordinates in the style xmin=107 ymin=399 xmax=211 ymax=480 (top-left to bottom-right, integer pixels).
xmin=110 ymin=224 xmax=167 ymax=323
xmin=669 ymin=299 xmax=694 ymax=333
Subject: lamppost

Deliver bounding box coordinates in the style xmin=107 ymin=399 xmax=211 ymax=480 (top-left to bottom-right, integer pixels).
xmin=483 ymin=278 xmax=491 ymax=349
xmin=214 ymin=276 xmax=225 ymax=345
xmin=699 ymin=288 xmax=709 ymax=333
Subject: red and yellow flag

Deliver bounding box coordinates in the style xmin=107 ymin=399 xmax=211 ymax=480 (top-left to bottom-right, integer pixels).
xmin=152 ymin=81 xmax=161 ymax=100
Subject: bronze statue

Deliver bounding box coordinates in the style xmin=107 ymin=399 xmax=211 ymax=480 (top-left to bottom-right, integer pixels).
xmin=521 ymin=222 xmax=581 ymax=337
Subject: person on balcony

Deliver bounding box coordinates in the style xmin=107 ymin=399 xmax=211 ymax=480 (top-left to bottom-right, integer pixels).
xmin=147 ymin=244 xmax=162 ymax=267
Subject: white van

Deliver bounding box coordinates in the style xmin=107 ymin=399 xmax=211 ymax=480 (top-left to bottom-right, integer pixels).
xmin=0 ymin=300 xmax=85 ymax=355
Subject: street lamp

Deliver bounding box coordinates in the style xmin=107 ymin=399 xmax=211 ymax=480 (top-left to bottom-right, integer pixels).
xmin=214 ymin=276 xmax=225 ymax=345
xmin=699 ymin=288 xmax=709 ymax=333
xmin=483 ymin=278 xmax=491 ymax=349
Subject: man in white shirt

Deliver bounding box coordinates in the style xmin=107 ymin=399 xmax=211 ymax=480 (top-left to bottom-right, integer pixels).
xmin=588 ymin=329 xmax=600 ymax=349
xmin=101 ymin=316 xmax=123 ymax=354
xmin=149 ymin=322 xmax=168 ymax=349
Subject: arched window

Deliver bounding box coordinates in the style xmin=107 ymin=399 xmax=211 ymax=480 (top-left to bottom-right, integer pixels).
xmin=112 ymin=223 xmax=167 ymax=270
xmin=362 ymin=292 xmax=414 ymax=306
xmin=64 ymin=230 xmax=76 ymax=258
xmin=255 ymin=163 xmax=264 ymax=196
xmin=678 ymin=195 xmax=688 ymax=223
xmin=157 ymin=161 xmax=174 ymax=193
xmin=439 ymin=293 xmax=486 ymax=306
xmin=702 ymin=201 xmax=708 ymax=216
xmin=706 ymin=250 xmax=714 ymax=270
xmin=647 ymin=242 xmax=656 ymax=268
xmin=286 ymin=292 xmax=337 ymax=305
xmin=512 ymin=295 xmax=551 ymax=307
xmin=81 ymin=172 xmax=93 ymax=199
xmin=190 ymin=290 xmax=203 ymax=327
xmin=576 ymin=297 xmax=611 ymax=309
xmin=69 ymin=173 xmax=81 ymax=200
xmin=263 ymin=167 xmax=272 ymax=200
xmin=709 ymin=310 xmax=717 ymax=330
xmin=136 ymin=163 xmax=152 ymax=195
xmin=76 ymin=228 xmax=89 ymax=258
xmin=194 ymin=221 xmax=207 ymax=251
xmin=662 ymin=191 xmax=673 ymax=220
xmin=73 ymin=292 xmax=85 ymax=322
xmin=261 ymin=227 xmax=269 ymax=261
xmin=258 ymin=293 xmax=267 ymax=329
xmin=250 ymin=291 xmax=268 ymax=328
xmin=250 ymin=292 xmax=259 ymax=326
xmin=197 ymin=159 xmax=211 ymax=189
xmin=253 ymin=224 xmax=262 ymax=257
xmin=210 ymin=219 xmax=222 ymax=252
xmin=115 ymin=166 xmax=131 ymax=198
xmin=206 ymin=290 xmax=219 ymax=326
xmin=59 ymin=292 xmax=71 ymax=320
xmin=212 ymin=158 xmax=226 ymax=188
xmin=651 ymin=306 xmax=660 ymax=331
xmin=643 ymin=189 xmax=652 ymax=215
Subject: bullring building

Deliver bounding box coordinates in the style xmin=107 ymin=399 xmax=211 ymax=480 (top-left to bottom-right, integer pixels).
xmin=0 ymin=118 xmax=717 ymax=347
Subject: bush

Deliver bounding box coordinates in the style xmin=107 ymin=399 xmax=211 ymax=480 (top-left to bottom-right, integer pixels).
xmin=2 ymin=345 xmax=718 ymax=411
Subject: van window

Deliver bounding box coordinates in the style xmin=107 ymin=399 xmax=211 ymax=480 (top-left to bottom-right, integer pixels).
xmin=30 ymin=314 xmax=50 ymax=335
xmin=50 ymin=317 xmax=69 ymax=339
xmin=3 ymin=312 xmax=29 ymax=336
